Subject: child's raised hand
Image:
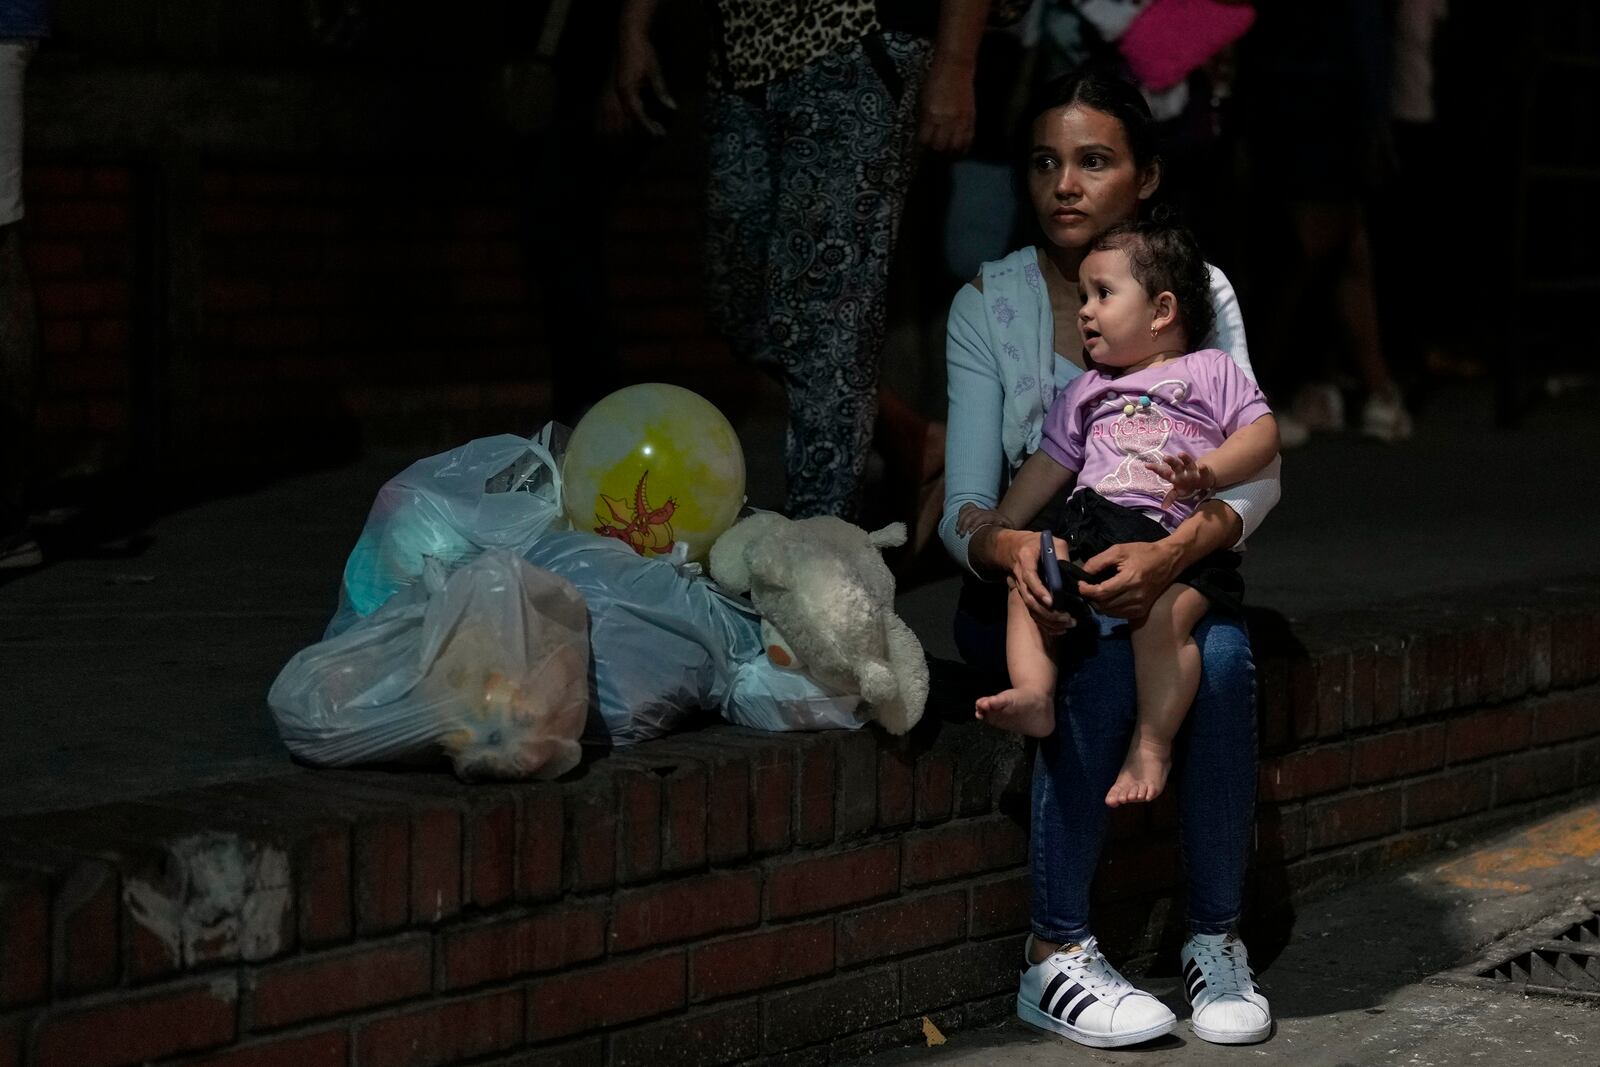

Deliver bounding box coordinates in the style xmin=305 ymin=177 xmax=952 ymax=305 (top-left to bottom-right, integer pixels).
xmin=1145 ymin=452 xmax=1216 ymax=509
xmin=956 ymin=504 xmax=1011 ymax=536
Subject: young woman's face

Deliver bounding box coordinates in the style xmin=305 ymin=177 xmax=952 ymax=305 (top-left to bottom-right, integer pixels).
xmin=1028 ymin=104 xmax=1159 ymax=251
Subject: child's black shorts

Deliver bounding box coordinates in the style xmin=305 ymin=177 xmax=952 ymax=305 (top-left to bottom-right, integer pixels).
xmin=1055 ymin=489 xmax=1244 ymax=614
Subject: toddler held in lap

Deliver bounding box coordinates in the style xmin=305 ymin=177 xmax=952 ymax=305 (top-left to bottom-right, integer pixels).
xmin=964 ymin=220 xmax=1279 ymax=806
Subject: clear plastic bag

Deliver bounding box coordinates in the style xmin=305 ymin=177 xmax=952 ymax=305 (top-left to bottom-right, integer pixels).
xmin=521 ymin=531 xmax=861 ymax=745
xmin=328 ymin=426 xmax=568 ymax=637
xmin=724 ymin=655 xmax=865 ymax=734
xmin=269 ymin=549 xmax=589 ymax=780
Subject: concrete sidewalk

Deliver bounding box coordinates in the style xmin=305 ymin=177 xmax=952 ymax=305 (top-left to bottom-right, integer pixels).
xmin=860 ymin=798 xmax=1600 ymax=1067
xmin=2 ymin=380 xmax=1599 ymax=816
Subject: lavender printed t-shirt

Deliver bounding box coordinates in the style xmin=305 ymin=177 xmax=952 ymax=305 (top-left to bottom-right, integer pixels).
xmin=1039 ymin=348 xmax=1272 ymax=531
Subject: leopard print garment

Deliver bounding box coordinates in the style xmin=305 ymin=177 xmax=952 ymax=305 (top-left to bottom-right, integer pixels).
xmin=710 ymin=0 xmax=880 ymax=90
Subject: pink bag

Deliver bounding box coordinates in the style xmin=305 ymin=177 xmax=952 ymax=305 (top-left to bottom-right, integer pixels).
xmin=1117 ymin=0 xmax=1256 ymax=93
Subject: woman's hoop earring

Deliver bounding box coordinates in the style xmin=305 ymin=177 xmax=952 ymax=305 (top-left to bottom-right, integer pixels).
xmin=1150 ymin=325 xmax=1159 ymax=340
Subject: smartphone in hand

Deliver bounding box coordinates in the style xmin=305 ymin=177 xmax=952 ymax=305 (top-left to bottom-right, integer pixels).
xmin=1038 ymin=531 xmax=1105 ymax=624
xmin=1038 ymin=530 xmax=1066 ymax=599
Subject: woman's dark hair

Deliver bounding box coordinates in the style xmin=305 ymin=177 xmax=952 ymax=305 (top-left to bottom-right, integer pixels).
xmin=1092 ymin=219 xmax=1216 ymax=349
xmin=1027 ymin=67 xmax=1160 ymax=173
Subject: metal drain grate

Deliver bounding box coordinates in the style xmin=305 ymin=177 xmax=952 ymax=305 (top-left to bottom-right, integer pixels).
xmin=1439 ymin=904 xmax=1600 ymax=1002
xmin=1554 ymin=912 xmax=1600 ymax=944
xmin=1478 ymin=947 xmax=1600 ymax=992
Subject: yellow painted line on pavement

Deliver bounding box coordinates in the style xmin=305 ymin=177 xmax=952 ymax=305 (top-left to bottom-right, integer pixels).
xmin=1433 ymin=805 xmax=1600 ymax=894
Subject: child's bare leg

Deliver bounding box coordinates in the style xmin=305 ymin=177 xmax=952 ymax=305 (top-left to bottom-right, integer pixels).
xmin=1106 ymin=584 xmax=1212 ymax=806
xmin=975 ymin=586 xmax=1057 ymax=738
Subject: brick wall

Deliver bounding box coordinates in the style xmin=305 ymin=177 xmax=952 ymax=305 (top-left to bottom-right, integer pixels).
xmin=1244 ymin=587 xmax=1600 ymax=904
xmin=20 ymin=156 xmax=747 ymax=484
xmin=22 ymin=164 xmax=137 ymax=481
xmin=0 ymin=581 xmax=1597 ymax=1067
xmin=195 ymin=164 xmax=544 ymax=457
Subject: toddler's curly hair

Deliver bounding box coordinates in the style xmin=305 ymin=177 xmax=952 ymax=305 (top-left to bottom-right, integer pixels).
xmin=1091 ymin=219 xmax=1215 ymax=351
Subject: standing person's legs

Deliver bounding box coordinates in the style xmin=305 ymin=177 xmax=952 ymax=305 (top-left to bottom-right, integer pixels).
xmin=1284 ymin=201 xmax=1411 ymax=442
xmin=1281 ymin=202 xmax=1348 ymax=431
xmin=766 ymin=33 xmax=929 ymax=519
xmin=0 ymin=38 xmax=40 ymax=566
xmin=704 ymin=88 xmax=776 ymax=368
xmin=1338 ymin=216 xmax=1412 ymax=442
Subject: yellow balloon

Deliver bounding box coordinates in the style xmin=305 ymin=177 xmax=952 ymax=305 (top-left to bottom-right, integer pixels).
xmin=561 ymin=384 xmax=746 ymax=563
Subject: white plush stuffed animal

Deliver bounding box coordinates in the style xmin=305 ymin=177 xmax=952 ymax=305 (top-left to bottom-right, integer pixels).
xmin=708 ymin=513 xmax=929 ymax=735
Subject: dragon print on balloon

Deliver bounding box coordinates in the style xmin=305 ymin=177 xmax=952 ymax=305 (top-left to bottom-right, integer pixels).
xmin=594 ymin=471 xmax=678 ymax=555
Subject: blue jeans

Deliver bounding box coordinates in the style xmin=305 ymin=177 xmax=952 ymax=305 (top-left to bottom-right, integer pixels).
xmin=956 ymin=594 xmax=1257 ymax=942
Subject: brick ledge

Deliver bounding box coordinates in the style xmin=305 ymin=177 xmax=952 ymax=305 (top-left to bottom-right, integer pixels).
xmin=0 ymin=577 xmax=1597 ymax=1067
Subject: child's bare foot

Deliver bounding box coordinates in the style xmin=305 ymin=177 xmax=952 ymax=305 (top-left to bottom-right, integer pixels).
xmin=1105 ymin=738 xmax=1172 ymax=806
xmin=975 ymin=688 xmax=1055 ymax=738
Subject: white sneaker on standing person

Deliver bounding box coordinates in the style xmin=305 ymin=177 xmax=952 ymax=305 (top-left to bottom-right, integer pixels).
xmin=1361 ymin=384 xmax=1414 ymax=442
xmin=1292 ymin=381 xmax=1345 ymax=432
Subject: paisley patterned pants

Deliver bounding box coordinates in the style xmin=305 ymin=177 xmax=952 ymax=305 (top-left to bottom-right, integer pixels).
xmin=705 ymin=32 xmax=931 ymax=519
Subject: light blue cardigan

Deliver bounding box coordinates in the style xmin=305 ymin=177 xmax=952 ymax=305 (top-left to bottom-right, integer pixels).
xmin=940 ymin=247 xmax=1282 ymax=575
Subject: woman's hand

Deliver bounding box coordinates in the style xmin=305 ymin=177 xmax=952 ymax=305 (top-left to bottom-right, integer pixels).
xmin=606 ymin=30 xmax=677 ymax=137
xmin=985 ymin=527 xmax=1076 ymax=635
xmin=1144 ymin=452 xmax=1216 ymax=510
xmin=955 ymin=504 xmax=1010 ymax=537
xmin=917 ymin=55 xmax=976 ymax=155
xmin=1078 ymin=538 xmax=1184 ymax=620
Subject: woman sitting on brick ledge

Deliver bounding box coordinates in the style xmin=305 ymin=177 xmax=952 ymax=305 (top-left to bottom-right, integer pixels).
xmin=940 ymin=71 xmax=1280 ymax=1049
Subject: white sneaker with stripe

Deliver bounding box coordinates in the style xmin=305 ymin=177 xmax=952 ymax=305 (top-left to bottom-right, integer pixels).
xmin=1180 ymin=932 xmax=1272 ymax=1044
xmin=1016 ymin=935 xmax=1175 ymax=1048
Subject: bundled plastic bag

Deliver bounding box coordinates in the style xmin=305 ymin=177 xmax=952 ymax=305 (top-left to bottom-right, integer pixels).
xmin=522 ymin=530 xmax=861 ymax=745
xmin=270 ymin=550 xmax=589 ymax=780
xmin=328 ymin=426 xmax=568 ymax=637
xmin=316 ymin=424 xmax=862 ymax=749
xmin=725 ymin=656 xmax=865 ymax=734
